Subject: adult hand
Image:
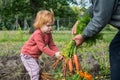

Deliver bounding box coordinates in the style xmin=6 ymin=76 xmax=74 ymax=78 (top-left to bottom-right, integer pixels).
xmin=73 ymin=34 xmax=84 ymax=46
xmin=71 ymin=21 xmax=79 ymax=35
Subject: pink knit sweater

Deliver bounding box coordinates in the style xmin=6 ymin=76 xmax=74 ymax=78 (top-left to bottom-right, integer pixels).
xmin=21 ymin=29 xmax=59 ymax=59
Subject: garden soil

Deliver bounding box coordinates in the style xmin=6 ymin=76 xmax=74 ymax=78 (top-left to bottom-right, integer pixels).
xmin=0 ymin=54 xmax=100 ymax=80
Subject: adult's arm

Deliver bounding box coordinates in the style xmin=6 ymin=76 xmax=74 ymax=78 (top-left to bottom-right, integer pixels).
xmin=82 ymin=0 xmax=115 ymax=39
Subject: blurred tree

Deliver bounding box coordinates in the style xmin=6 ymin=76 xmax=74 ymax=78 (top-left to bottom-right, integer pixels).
xmin=0 ymin=0 xmax=80 ymax=30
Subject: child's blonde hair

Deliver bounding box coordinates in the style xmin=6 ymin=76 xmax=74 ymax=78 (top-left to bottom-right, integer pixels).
xmin=33 ymin=10 xmax=54 ymax=29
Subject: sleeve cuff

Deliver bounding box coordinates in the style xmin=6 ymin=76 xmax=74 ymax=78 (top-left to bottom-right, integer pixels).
xmin=82 ymin=34 xmax=88 ymax=40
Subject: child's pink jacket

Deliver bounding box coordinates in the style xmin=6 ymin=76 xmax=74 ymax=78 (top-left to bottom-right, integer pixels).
xmin=21 ymin=29 xmax=59 ymax=59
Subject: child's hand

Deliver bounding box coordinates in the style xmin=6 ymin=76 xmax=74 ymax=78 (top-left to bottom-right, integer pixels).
xmin=55 ymin=52 xmax=63 ymax=58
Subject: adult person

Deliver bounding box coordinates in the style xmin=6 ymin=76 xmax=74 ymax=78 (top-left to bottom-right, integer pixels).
xmin=72 ymin=0 xmax=120 ymax=80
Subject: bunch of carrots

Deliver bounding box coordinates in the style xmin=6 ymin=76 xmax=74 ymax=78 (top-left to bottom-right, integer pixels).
xmin=60 ymin=40 xmax=92 ymax=80
xmin=51 ymin=40 xmax=84 ymax=79
xmin=52 ymin=11 xmax=103 ymax=80
xmin=61 ymin=40 xmax=82 ymax=75
xmin=62 ymin=40 xmax=81 ymax=70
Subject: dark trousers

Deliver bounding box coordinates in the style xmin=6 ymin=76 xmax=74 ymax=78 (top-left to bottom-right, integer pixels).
xmin=109 ymin=31 xmax=120 ymax=80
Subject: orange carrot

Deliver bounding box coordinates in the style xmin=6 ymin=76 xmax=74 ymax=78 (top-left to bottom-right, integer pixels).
xmin=51 ymin=57 xmax=63 ymax=69
xmin=79 ymin=71 xmax=84 ymax=78
xmin=84 ymin=72 xmax=92 ymax=80
xmin=73 ymin=54 xmax=82 ymax=72
xmin=68 ymin=58 xmax=73 ymax=73
xmin=62 ymin=58 xmax=68 ymax=78
xmin=79 ymin=71 xmax=92 ymax=80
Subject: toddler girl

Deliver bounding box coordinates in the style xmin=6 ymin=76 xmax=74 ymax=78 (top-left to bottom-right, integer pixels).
xmin=20 ymin=10 xmax=61 ymax=80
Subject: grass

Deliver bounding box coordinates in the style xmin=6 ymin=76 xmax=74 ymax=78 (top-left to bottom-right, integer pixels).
xmin=0 ymin=31 xmax=29 ymax=42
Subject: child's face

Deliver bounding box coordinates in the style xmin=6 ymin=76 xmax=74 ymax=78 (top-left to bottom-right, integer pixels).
xmin=41 ymin=23 xmax=54 ymax=33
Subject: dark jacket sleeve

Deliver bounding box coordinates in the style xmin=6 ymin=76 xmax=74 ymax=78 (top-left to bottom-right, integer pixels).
xmin=82 ymin=0 xmax=116 ymax=39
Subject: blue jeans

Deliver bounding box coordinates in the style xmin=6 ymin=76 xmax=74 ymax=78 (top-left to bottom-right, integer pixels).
xmin=109 ymin=31 xmax=120 ymax=80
